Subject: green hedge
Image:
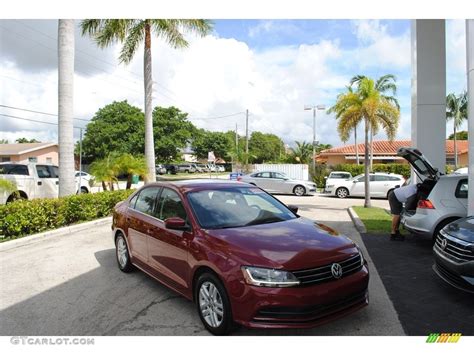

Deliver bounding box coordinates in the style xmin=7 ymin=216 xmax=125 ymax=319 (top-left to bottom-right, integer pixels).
xmin=0 ymin=189 xmax=134 ymax=240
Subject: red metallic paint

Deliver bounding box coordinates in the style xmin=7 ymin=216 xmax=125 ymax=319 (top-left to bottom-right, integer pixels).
xmin=112 ymin=180 xmax=369 ymax=329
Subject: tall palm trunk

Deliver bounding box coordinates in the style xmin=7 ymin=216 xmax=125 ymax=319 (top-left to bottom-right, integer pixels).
xmin=354 ymin=126 xmax=359 ymax=165
xmin=144 ymin=22 xmax=156 ymax=183
xmin=453 ymin=123 xmax=458 ymax=168
xmin=58 ymin=19 xmax=76 ymax=197
xmin=364 ymin=118 xmax=371 ymax=208
xmin=369 ymin=128 xmax=374 ymax=171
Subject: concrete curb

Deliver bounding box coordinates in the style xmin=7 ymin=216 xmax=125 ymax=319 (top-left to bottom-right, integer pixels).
xmin=0 ymin=217 xmax=112 ymax=252
xmin=348 ymin=207 xmax=367 ymax=234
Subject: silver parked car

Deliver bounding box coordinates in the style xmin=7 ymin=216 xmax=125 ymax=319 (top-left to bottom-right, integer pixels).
xmin=238 ymin=171 xmax=317 ymax=196
xmin=398 ymin=147 xmax=468 ymax=240
xmin=326 ymin=173 xmax=405 ymax=199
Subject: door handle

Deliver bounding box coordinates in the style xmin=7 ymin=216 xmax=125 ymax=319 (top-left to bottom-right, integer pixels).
xmin=55 ymin=181 xmax=59 ymax=185
xmin=37 ymin=181 xmax=42 ymax=186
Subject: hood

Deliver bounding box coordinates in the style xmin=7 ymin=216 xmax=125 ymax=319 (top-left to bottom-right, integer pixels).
xmin=291 ymin=179 xmax=315 ymax=185
xmin=444 ymin=217 xmax=474 ymax=243
xmin=397 ymin=147 xmax=439 ymax=180
xmin=205 ymin=217 xmax=357 ymax=270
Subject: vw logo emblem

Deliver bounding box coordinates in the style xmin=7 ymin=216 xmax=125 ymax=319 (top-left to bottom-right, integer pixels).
xmin=331 ymin=263 xmax=343 ymax=279
xmin=441 ymin=239 xmax=448 ymax=250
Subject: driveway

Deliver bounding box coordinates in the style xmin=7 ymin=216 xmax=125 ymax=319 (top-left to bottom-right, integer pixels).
xmin=0 ymin=194 xmax=402 ymax=336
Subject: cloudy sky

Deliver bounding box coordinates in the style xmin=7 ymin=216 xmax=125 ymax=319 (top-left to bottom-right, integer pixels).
xmin=0 ymin=19 xmax=468 ymax=147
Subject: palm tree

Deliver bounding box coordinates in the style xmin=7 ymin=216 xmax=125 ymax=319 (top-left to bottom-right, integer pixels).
xmin=291 ymin=141 xmax=313 ymax=164
xmin=351 ymin=74 xmax=400 ymax=171
xmin=89 ymin=155 xmax=120 ymax=191
xmin=446 ymin=91 xmax=468 ymax=168
xmin=58 ymin=20 xmax=76 ymax=197
xmin=327 ymin=86 xmax=362 ymax=164
xmin=81 ymin=19 xmax=213 ymax=183
xmin=115 ymin=154 xmax=148 ymax=189
xmin=329 ymin=77 xmax=400 ymax=207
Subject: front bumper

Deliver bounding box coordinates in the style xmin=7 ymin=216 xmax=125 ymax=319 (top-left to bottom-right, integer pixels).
xmin=433 ymin=243 xmax=474 ymax=293
xmin=230 ymin=265 xmax=369 ymax=329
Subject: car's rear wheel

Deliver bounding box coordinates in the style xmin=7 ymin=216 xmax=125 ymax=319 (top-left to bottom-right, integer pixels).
xmin=196 ymin=273 xmax=233 ymax=335
xmin=115 ymin=233 xmax=134 ymax=273
xmin=336 ymin=187 xmax=349 ymax=198
xmin=293 ymin=185 xmax=306 ymax=196
xmin=80 ymin=187 xmax=89 ymax=194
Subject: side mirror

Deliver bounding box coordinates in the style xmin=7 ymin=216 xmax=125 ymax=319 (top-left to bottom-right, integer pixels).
xmin=287 ymin=205 xmax=299 ymax=214
xmin=164 ymin=217 xmax=189 ymax=231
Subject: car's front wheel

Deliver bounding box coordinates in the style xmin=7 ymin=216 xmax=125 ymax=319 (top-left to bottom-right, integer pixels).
xmin=196 ymin=273 xmax=233 ymax=335
xmin=115 ymin=233 xmax=134 ymax=273
xmin=336 ymin=187 xmax=349 ymax=198
xmin=293 ymin=185 xmax=306 ymax=196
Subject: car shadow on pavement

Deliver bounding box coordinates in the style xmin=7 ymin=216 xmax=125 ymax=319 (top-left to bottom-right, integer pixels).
xmin=0 ymin=245 xmax=381 ymax=336
xmin=361 ymin=232 xmax=474 ymax=335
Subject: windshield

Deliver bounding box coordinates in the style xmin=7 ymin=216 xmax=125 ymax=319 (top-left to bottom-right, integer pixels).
xmin=187 ymin=187 xmax=297 ymax=229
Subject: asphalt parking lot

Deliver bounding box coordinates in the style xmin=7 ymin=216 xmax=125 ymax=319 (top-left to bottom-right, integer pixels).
xmin=361 ymin=232 xmax=474 ymax=335
xmin=0 ymin=193 xmax=405 ymax=336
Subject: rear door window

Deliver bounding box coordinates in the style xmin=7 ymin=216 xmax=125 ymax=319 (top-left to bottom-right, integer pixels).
xmin=134 ymin=187 xmax=160 ymax=217
xmin=0 ymin=164 xmax=29 ymax=175
xmin=455 ymin=179 xmax=468 ymax=199
xmin=36 ymin=165 xmax=52 ymax=178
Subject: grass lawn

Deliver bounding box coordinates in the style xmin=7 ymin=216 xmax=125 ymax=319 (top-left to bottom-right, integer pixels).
xmin=352 ymin=206 xmax=392 ymax=234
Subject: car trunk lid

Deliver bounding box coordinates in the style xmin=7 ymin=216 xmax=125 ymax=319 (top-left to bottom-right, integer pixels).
xmin=397 ymin=147 xmax=439 ymax=181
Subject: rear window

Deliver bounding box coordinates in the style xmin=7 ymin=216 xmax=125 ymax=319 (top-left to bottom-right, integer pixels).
xmin=0 ymin=164 xmax=29 ymax=175
xmin=455 ymin=179 xmax=468 ymax=199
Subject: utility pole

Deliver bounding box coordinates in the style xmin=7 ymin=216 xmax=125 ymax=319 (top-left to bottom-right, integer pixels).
xmin=78 ymin=127 xmax=83 ymax=194
xmin=312 ymin=107 xmax=316 ymax=175
xmin=245 ymin=109 xmax=249 ymax=168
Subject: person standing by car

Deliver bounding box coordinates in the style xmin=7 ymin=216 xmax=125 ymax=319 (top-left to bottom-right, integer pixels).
xmin=388 ymin=184 xmax=418 ymax=240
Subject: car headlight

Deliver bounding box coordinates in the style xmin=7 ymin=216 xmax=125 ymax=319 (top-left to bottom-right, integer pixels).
xmin=241 ymin=266 xmax=300 ymax=287
xmin=357 ymin=246 xmax=365 ymax=266
xmin=326 ymin=184 xmax=334 ymax=188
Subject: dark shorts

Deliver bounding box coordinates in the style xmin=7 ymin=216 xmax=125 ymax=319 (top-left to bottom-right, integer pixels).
xmin=388 ymin=190 xmax=402 ymax=215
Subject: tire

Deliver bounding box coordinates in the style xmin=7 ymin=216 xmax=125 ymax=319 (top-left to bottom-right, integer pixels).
xmin=195 ymin=272 xmax=233 ymax=335
xmin=115 ymin=233 xmax=134 ymax=273
xmin=80 ymin=187 xmax=89 ymax=194
xmin=293 ymin=185 xmax=306 ymax=196
xmin=336 ymin=187 xmax=349 ymax=199
xmin=6 ymin=191 xmax=27 ymax=203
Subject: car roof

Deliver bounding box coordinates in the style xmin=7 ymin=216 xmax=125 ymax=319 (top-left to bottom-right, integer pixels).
xmin=145 ymin=179 xmax=249 ymax=193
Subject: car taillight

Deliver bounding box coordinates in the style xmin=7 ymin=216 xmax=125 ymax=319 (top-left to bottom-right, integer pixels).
xmin=417 ymin=199 xmax=435 ymax=209
xmin=237 ymin=177 xmax=242 ymax=181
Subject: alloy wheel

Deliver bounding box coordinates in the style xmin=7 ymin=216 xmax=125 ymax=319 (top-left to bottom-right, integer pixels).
xmin=116 ymin=237 xmax=128 ymax=269
xmin=199 ymin=281 xmax=224 ymax=328
xmin=294 ymin=186 xmax=305 ymax=196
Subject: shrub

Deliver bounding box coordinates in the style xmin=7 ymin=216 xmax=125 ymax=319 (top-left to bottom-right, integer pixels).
xmin=0 ymin=189 xmax=133 ymax=240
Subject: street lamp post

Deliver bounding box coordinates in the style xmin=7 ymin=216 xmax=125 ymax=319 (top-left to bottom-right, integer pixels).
xmin=304 ymin=104 xmax=326 ymax=175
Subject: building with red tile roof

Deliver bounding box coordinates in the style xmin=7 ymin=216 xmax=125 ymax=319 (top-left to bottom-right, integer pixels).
xmin=316 ymin=140 xmax=468 ymax=166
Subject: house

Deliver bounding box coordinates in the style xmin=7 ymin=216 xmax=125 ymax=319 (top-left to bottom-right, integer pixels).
xmin=316 ymin=140 xmax=468 ymax=166
xmin=0 ymin=143 xmax=59 ymax=165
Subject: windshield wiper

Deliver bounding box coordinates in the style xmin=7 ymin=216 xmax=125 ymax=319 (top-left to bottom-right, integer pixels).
xmin=244 ymin=216 xmax=285 ymax=226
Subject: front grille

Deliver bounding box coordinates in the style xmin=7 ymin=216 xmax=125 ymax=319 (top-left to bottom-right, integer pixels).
xmin=292 ymin=253 xmax=363 ymax=286
xmin=434 ymin=261 xmax=474 ymax=292
xmin=434 ymin=232 xmax=474 ymax=263
xmin=253 ymin=290 xmax=367 ymax=324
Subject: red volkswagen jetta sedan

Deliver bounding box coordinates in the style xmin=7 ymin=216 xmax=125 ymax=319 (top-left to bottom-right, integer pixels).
xmin=112 ymin=180 xmax=369 ymax=335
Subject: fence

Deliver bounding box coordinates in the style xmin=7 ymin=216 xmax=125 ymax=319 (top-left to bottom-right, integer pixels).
xmin=251 ymin=164 xmax=309 ymax=181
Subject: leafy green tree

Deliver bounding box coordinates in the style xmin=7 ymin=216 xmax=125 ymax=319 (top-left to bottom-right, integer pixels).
xmin=81 ymin=19 xmax=213 ymax=182
xmin=0 ymin=139 xmax=8 ymax=144
xmin=15 ymin=138 xmax=41 ymax=143
xmin=446 ymin=91 xmax=468 ymax=168
xmin=329 ymin=75 xmax=400 ymax=208
xmin=81 ymin=101 xmax=145 ymax=160
xmin=192 ymin=129 xmax=234 ymax=161
xmin=248 ymin=132 xmax=285 ymax=163
xmin=153 ymin=106 xmax=197 ymax=162
xmin=448 ymin=130 xmax=468 ymax=140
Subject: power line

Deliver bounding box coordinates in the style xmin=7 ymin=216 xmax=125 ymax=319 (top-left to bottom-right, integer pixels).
xmin=0 ymin=104 xmax=90 ymax=122
xmin=0 ymin=113 xmax=85 ymax=129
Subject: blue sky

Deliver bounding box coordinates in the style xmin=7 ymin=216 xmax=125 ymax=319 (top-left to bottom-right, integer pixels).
xmin=0 ymin=19 xmax=468 ymax=146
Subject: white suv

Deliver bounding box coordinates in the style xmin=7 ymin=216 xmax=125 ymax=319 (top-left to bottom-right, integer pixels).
xmin=327 ymin=172 xmax=405 ymax=199
xmin=0 ymin=163 xmax=90 ymax=204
